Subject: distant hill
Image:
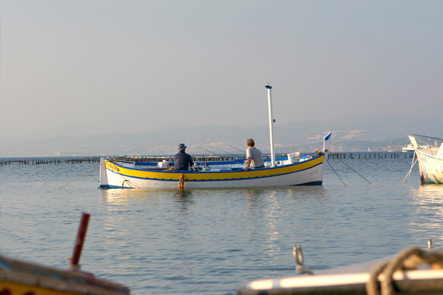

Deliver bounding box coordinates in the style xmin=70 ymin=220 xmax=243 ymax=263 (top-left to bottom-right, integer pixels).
xmin=1 ymin=115 xmax=442 ymax=157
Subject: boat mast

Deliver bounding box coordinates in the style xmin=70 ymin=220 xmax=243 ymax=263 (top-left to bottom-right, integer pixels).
xmin=266 ymin=83 xmax=275 ymax=167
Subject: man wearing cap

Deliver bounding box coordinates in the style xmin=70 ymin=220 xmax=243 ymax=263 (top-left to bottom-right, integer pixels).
xmin=173 ymin=143 xmax=194 ymax=171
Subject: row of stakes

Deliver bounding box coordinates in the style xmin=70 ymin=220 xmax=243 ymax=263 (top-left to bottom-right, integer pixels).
xmin=0 ymin=152 xmax=414 ymax=166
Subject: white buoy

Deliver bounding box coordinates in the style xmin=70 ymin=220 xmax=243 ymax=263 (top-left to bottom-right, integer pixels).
xmin=266 ymin=83 xmax=275 ymax=167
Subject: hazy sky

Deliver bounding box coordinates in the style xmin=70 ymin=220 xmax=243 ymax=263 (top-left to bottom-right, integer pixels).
xmin=1 ymin=0 xmax=442 ymax=139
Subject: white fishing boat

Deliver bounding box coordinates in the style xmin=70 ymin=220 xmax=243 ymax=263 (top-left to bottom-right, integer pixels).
xmin=408 ymin=134 xmax=443 ymax=184
xmin=99 ymin=149 xmax=329 ymax=189
xmin=402 ymin=143 xmax=415 ymax=152
xmin=238 ymin=243 xmax=443 ymax=295
xmin=402 ymin=143 xmax=429 ymax=152
xmin=98 ymin=84 xmax=332 ymax=189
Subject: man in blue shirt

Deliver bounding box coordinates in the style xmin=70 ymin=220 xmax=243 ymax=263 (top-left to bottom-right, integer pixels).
xmin=173 ymin=143 xmax=194 ymax=171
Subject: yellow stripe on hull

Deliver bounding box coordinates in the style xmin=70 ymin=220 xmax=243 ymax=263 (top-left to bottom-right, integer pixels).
xmin=0 ymin=253 xmax=130 ymax=295
xmin=105 ymin=156 xmax=324 ymax=182
xmin=0 ymin=281 xmax=81 ymax=295
xmin=100 ymin=155 xmax=326 ymax=189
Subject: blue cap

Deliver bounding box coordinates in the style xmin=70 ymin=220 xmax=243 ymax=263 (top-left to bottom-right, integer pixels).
xmin=178 ymin=143 xmax=187 ymax=150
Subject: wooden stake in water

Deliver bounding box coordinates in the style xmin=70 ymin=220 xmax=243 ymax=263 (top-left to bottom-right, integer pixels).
xmin=69 ymin=213 xmax=90 ymax=270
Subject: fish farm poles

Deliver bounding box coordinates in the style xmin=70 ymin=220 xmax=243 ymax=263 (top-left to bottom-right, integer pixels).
xmin=266 ymin=83 xmax=276 ymax=167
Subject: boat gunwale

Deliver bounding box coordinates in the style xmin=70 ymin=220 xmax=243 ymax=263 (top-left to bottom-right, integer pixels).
xmin=415 ymin=148 xmax=443 ymax=161
xmin=0 ymin=253 xmax=130 ymax=294
xmin=104 ymin=154 xmax=324 ymax=175
xmin=412 ymin=134 xmax=443 ymax=142
xmin=103 ymin=155 xmax=325 ymax=183
xmin=105 ymin=162 xmax=324 ymax=182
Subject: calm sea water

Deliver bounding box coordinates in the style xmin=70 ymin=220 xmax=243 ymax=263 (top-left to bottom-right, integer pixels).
xmin=1 ymin=153 xmax=443 ymax=294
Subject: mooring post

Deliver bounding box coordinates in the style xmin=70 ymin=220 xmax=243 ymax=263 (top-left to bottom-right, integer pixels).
xmin=69 ymin=212 xmax=90 ymax=270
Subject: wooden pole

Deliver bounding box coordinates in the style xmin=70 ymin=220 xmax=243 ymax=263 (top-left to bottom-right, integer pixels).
xmin=69 ymin=213 xmax=90 ymax=270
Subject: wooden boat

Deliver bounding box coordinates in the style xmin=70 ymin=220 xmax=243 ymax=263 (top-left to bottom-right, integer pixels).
xmin=408 ymin=134 xmax=443 ymax=184
xmin=0 ymin=254 xmax=130 ymax=295
xmin=0 ymin=213 xmax=130 ymax=295
xmin=99 ymin=146 xmax=329 ymax=189
xmin=238 ymin=244 xmax=443 ymax=295
xmin=99 ymin=84 xmax=333 ymax=190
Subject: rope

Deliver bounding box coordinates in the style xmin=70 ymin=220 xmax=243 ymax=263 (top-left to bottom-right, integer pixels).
xmin=366 ymin=247 xmax=443 ymax=295
xmin=402 ymin=152 xmax=417 ymax=183
xmin=326 ymin=160 xmax=347 ymax=187
xmin=293 ymin=245 xmax=314 ymax=275
xmin=120 ymin=177 xmax=140 ymax=189
xmin=330 ymin=152 xmax=371 ymax=184
xmin=108 ymin=159 xmax=141 ymax=189
xmin=58 ymin=164 xmax=101 ymax=190
xmin=118 ymin=171 xmax=141 ymax=189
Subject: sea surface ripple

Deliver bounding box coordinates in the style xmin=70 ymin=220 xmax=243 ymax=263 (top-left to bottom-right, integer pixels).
xmin=1 ymin=153 xmax=442 ymax=294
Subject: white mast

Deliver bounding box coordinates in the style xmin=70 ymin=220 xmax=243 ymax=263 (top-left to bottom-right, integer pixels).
xmin=266 ymin=83 xmax=275 ymax=167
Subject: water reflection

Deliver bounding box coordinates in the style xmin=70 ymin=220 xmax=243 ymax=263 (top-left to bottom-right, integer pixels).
xmin=236 ymin=186 xmax=330 ymax=265
xmin=174 ymin=189 xmax=192 ymax=200
xmin=264 ymin=189 xmax=281 ymax=258
xmin=408 ymin=184 xmax=443 ymax=244
xmin=409 ymin=184 xmax=443 ymax=209
xmin=97 ymin=186 xmax=331 ymax=267
xmin=99 ymin=188 xmax=176 ymax=204
xmin=415 ymin=184 xmax=443 ymax=198
xmin=173 ymin=189 xmax=195 ymax=213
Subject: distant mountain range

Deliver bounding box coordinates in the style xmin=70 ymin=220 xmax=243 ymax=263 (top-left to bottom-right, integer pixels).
xmin=1 ymin=115 xmax=442 ymax=157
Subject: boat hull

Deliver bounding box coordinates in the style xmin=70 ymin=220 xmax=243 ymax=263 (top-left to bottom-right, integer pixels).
xmin=0 ymin=253 xmax=130 ymax=295
xmin=99 ymin=155 xmax=327 ymax=189
xmin=409 ymin=135 xmax=443 ymax=184
xmin=238 ymin=247 xmax=443 ymax=295
xmin=414 ymin=150 xmax=443 ymax=184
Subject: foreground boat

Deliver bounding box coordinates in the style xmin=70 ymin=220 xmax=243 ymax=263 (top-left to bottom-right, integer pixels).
xmin=99 ymin=136 xmax=330 ymax=189
xmin=0 ymin=213 xmax=130 ymax=295
xmin=408 ymin=134 xmax=443 ymax=184
xmin=238 ymin=244 xmax=443 ymax=295
xmin=0 ymin=254 xmax=130 ymax=295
